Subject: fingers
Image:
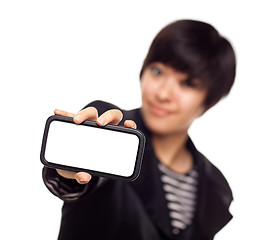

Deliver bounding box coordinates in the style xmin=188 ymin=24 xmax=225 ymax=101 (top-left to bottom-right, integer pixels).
xmin=55 ymin=107 xmax=99 ymax=124
xmin=124 ymin=120 xmax=137 ymax=129
xmin=55 ymin=107 xmax=124 ymax=127
xmin=75 ymin=172 xmax=92 ymax=184
xmin=56 ymin=169 xmax=75 ymax=179
xmin=73 ymin=107 xmax=98 ymax=124
xmin=54 ymin=109 xmax=75 ymax=118
xmin=97 ymin=109 xmax=123 ymax=126
xmin=56 ymin=169 xmax=92 ymax=184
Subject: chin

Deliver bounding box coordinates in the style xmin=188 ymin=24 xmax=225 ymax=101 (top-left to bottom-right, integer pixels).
xmin=144 ymin=118 xmax=173 ymax=136
xmin=143 ymin=116 xmax=189 ymax=137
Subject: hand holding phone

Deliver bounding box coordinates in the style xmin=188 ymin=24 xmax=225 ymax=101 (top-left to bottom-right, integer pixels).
xmin=40 ymin=108 xmax=145 ymax=182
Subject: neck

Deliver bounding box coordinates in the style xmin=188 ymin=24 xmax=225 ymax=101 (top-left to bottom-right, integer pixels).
xmin=151 ymin=131 xmax=193 ymax=174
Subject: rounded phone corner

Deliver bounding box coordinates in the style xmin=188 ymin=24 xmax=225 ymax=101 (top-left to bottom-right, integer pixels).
xmin=40 ymin=114 xmax=146 ymax=181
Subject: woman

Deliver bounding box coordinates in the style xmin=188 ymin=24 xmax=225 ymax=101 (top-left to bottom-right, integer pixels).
xmin=43 ymin=19 xmax=236 ymax=239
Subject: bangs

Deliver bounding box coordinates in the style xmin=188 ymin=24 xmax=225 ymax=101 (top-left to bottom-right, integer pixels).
xmin=142 ymin=37 xmax=215 ymax=89
xmin=140 ymin=19 xmax=236 ymax=109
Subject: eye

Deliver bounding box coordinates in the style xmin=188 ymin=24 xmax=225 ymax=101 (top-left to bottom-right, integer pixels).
xmin=151 ymin=66 xmax=162 ymax=76
xmin=180 ymin=79 xmax=196 ymax=88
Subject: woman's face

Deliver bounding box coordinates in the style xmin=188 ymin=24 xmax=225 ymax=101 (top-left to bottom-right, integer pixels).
xmin=140 ymin=62 xmax=208 ymax=136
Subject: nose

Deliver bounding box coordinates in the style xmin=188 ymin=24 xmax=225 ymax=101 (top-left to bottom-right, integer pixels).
xmin=156 ymin=78 xmax=174 ymax=101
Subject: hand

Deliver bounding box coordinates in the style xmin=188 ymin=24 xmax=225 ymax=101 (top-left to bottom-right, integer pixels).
xmin=54 ymin=107 xmax=137 ymax=184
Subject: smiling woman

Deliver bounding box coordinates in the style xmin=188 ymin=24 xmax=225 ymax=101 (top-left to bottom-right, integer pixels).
xmin=1 ymin=1 xmax=276 ymax=239
xmin=42 ymin=19 xmax=236 ymax=240
xmin=139 ymin=20 xmax=236 ymax=111
xmin=140 ymin=62 xmax=208 ymax=135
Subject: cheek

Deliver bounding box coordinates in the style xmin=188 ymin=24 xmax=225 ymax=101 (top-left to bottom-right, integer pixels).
xmin=141 ymin=78 xmax=156 ymax=97
xmin=178 ymin=93 xmax=206 ymax=116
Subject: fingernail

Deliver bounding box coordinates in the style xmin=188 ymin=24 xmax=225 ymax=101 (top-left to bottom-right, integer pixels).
xmin=54 ymin=109 xmax=60 ymax=114
xmin=77 ymin=175 xmax=91 ymax=184
xmin=77 ymin=178 xmax=87 ymax=184
xmin=97 ymin=116 xmax=107 ymax=126
xmin=130 ymin=121 xmax=135 ymax=128
xmin=74 ymin=115 xmax=83 ymax=123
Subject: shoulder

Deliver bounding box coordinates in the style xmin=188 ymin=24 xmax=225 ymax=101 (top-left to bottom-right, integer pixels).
xmin=188 ymin=138 xmax=233 ymax=205
xmin=188 ymin=139 xmax=233 ymax=237
xmin=198 ymin=151 xmax=233 ymax=206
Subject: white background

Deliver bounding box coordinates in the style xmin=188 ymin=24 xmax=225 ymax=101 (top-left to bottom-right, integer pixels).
xmin=0 ymin=1 xmax=275 ymax=239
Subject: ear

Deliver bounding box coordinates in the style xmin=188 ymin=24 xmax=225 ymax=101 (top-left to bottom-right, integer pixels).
xmin=198 ymin=100 xmax=215 ymax=117
xmin=197 ymin=106 xmax=207 ymax=118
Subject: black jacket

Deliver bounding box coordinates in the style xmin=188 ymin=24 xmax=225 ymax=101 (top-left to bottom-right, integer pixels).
xmin=43 ymin=100 xmax=233 ymax=240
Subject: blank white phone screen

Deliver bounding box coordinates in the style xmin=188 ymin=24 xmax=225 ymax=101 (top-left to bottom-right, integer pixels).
xmin=45 ymin=121 xmax=140 ymax=177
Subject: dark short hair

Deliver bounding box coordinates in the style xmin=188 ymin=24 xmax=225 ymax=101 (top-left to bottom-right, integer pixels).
xmin=140 ymin=19 xmax=236 ymax=110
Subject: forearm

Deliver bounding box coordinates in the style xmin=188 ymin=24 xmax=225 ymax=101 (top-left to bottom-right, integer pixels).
xmin=42 ymin=167 xmax=93 ymax=202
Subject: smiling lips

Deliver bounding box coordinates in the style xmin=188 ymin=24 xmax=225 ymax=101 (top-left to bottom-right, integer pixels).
xmin=149 ymin=103 xmax=171 ymax=117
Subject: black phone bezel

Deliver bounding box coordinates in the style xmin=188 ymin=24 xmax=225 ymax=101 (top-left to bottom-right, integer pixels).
xmin=40 ymin=115 xmax=145 ymax=181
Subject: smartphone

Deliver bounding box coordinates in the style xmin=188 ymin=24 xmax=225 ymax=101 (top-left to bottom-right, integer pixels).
xmin=40 ymin=115 xmax=146 ymax=181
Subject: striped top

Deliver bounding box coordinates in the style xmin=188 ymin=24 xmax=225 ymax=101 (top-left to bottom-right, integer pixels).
xmin=158 ymin=162 xmax=199 ymax=235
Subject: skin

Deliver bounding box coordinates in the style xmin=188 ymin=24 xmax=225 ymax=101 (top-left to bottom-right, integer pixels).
xmin=55 ymin=62 xmax=208 ymax=183
xmin=140 ymin=62 xmax=208 ymax=173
